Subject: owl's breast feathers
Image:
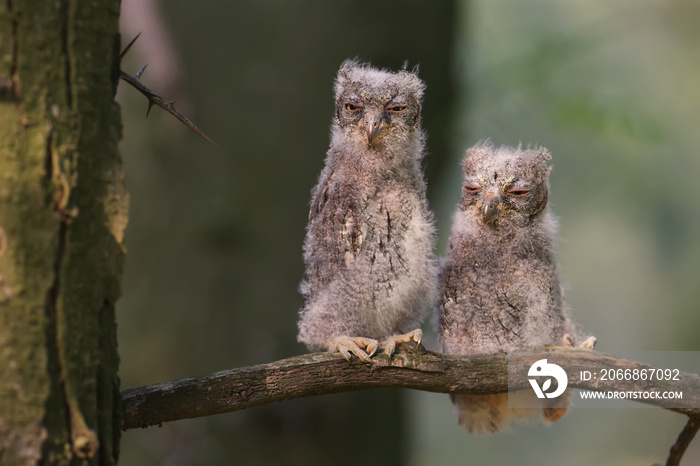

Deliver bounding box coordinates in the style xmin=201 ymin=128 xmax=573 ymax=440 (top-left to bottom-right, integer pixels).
xmin=440 ymin=232 xmax=564 ymax=351
xmin=309 ymin=167 xmax=418 ymax=284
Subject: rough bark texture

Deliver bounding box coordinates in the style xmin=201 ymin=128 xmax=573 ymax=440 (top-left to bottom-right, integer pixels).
xmin=122 ymin=347 xmax=700 ymax=430
xmin=0 ymin=1 xmax=126 ymax=464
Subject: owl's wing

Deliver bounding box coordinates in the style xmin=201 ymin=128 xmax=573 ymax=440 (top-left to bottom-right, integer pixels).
xmin=438 ymin=266 xmax=455 ymax=304
xmin=309 ymin=169 xmax=364 ymax=265
xmin=310 ymin=169 xmax=336 ymax=218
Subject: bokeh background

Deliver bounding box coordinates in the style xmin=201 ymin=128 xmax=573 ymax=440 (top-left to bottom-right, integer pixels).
xmin=115 ymin=0 xmax=700 ymax=464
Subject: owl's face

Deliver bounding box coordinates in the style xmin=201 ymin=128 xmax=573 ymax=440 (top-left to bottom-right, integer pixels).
xmin=460 ymin=144 xmax=551 ymax=227
xmin=333 ymin=61 xmax=424 ymax=149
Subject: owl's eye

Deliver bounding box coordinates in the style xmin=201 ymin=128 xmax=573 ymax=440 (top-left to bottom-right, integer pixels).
xmin=344 ymin=103 xmax=361 ymax=112
xmin=507 ymin=189 xmax=530 ymax=197
xmin=387 ymin=105 xmax=407 ymax=113
xmin=464 ymin=185 xmax=480 ymax=195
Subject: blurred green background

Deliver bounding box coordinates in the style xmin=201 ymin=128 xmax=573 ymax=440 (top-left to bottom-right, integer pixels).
xmin=116 ymin=0 xmax=700 ymax=464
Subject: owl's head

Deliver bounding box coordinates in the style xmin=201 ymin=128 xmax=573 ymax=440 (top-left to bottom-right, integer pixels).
xmin=333 ymin=59 xmax=425 ymax=150
xmin=460 ymin=142 xmax=552 ymax=228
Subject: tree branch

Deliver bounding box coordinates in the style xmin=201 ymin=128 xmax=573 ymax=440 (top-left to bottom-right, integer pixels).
xmin=666 ymin=416 xmax=700 ymax=466
xmin=121 ymin=345 xmax=700 ymax=431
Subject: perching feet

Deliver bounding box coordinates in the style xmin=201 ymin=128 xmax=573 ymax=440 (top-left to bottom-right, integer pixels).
xmin=328 ymin=328 xmax=422 ymax=363
xmin=327 ymin=336 xmax=379 ymax=363
xmin=579 ymin=336 xmax=597 ymax=349
xmin=379 ymin=328 xmax=423 ymax=358
xmin=563 ymin=334 xmax=597 ymax=349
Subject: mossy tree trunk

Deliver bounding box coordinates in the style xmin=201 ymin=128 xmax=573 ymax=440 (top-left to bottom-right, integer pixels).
xmin=0 ymin=1 xmax=126 ymax=464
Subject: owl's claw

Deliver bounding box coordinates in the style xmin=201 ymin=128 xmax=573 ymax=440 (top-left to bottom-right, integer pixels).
xmin=562 ymin=334 xmax=596 ymax=349
xmin=579 ymin=336 xmax=597 ymax=349
xmin=328 ymin=336 xmax=379 ymax=364
xmin=380 ymin=328 xmax=423 ymax=358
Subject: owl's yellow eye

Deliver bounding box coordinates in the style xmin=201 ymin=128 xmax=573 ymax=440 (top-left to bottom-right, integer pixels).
xmin=464 ymin=185 xmax=480 ymax=195
xmin=507 ymin=189 xmax=530 ymax=197
xmin=387 ymin=105 xmax=407 ymax=113
xmin=345 ymin=103 xmax=361 ymax=112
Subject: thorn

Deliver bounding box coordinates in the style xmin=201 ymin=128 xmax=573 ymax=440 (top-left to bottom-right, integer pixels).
xmin=120 ymin=33 xmax=141 ymax=62
xmin=119 ymin=70 xmax=216 ymax=145
xmin=135 ymin=64 xmax=148 ymax=80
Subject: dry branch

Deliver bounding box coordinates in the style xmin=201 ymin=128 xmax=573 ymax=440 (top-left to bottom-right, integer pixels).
xmin=121 ymin=346 xmax=700 ymax=465
xmin=121 ymin=346 xmax=700 ymax=430
xmin=666 ymin=416 xmax=700 ymax=466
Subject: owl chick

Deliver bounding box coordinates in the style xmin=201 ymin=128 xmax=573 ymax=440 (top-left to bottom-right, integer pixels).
xmin=436 ymin=142 xmax=595 ymax=433
xmin=298 ymin=60 xmax=436 ymax=363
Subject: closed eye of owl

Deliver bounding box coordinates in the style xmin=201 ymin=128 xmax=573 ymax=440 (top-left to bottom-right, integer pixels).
xmin=298 ymin=60 xmax=437 ymax=364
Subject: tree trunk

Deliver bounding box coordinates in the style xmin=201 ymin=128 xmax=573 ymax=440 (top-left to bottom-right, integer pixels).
xmin=0 ymin=1 xmax=126 ymax=464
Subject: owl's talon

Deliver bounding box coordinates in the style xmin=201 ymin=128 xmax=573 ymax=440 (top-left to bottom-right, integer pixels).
xmin=579 ymin=336 xmax=596 ymax=349
xmin=562 ymin=334 xmax=574 ymax=347
xmin=412 ymin=328 xmax=423 ymax=346
xmin=365 ymin=339 xmax=379 ymax=358
xmin=380 ymin=328 xmax=423 ymax=357
xmin=381 ymin=340 xmax=397 ymax=358
xmin=563 ymin=333 xmax=595 ymax=349
xmin=328 ymin=336 xmax=379 ymax=364
xmin=337 ymin=345 xmax=353 ymax=362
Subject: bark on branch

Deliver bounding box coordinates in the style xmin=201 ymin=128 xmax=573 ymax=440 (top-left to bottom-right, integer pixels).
xmin=121 ymin=345 xmax=700 ymax=431
xmin=666 ymin=416 xmax=700 ymax=466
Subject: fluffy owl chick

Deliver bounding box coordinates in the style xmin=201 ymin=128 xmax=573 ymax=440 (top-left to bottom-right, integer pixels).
xmin=437 ymin=142 xmax=595 ymax=433
xmin=298 ymin=60 xmax=436 ymax=363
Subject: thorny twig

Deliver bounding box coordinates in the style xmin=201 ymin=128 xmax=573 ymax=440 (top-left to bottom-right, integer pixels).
xmin=119 ymin=33 xmax=215 ymax=145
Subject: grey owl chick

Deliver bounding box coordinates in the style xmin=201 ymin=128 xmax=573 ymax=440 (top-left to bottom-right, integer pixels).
xmin=436 ymin=142 xmax=595 ymax=433
xmin=298 ymin=60 xmax=436 ymax=363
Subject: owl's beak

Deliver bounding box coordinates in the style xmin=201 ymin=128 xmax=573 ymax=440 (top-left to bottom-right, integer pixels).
xmin=481 ymin=196 xmax=500 ymax=224
xmin=365 ymin=114 xmax=386 ymax=146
